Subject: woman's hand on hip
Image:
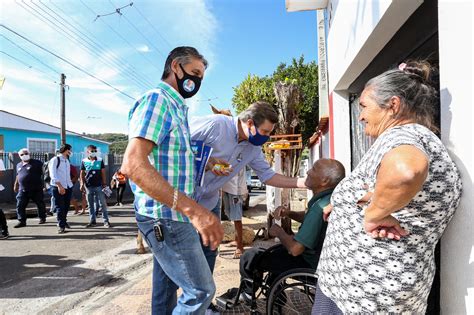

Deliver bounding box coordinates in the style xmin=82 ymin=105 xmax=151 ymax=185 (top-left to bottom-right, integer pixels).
xmin=364 ymin=215 xmax=408 ymax=240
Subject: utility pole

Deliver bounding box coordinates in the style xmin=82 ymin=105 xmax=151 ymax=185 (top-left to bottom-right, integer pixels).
xmin=60 ymin=73 xmax=66 ymax=146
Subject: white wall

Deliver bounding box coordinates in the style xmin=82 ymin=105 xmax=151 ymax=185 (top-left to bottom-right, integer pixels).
xmin=326 ymin=0 xmax=422 ymax=91
xmin=438 ymin=1 xmax=473 ymax=314
xmin=330 ymin=91 xmax=351 ymax=171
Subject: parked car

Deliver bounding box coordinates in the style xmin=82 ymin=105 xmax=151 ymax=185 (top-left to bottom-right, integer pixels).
xmin=249 ymin=175 xmax=266 ymax=190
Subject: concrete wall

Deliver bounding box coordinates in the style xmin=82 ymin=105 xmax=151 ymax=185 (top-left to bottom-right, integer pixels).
xmin=438 ymin=1 xmax=473 ymax=313
xmin=323 ymin=0 xmax=473 ymax=313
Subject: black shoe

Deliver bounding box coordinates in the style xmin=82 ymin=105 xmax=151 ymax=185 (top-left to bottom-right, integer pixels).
xmin=239 ymin=291 xmax=252 ymax=306
xmin=65 ymin=222 xmax=71 ymax=229
xmin=14 ymin=222 xmax=26 ymax=228
xmin=58 ymin=228 xmax=66 ymax=234
xmin=1 ymin=233 xmax=9 ymax=240
xmin=39 ymin=219 xmax=46 ymax=224
xmin=85 ymin=222 xmax=96 ymax=228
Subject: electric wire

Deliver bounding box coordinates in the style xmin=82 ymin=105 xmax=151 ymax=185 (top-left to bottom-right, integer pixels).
xmin=40 ymin=0 xmax=155 ymax=88
xmin=79 ymin=0 xmax=163 ymax=73
xmin=0 ymin=50 xmax=59 ymax=84
xmin=1 ymin=24 xmax=136 ymax=100
xmin=108 ymin=0 xmax=166 ymax=59
xmin=17 ymin=0 xmax=151 ymax=90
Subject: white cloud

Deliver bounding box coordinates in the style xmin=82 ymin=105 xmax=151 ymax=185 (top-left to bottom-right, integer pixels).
xmin=137 ymin=45 xmax=151 ymax=53
xmin=0 ymin=0 xmax=219 ymax=133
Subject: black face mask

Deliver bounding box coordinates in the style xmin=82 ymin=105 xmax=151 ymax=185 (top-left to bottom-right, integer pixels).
xmin=174 ymin=64 xmax=202 ymax=99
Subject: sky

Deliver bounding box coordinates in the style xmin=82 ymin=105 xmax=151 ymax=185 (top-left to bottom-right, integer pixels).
xmin=0 ymin=0 xmax=318 ymax=134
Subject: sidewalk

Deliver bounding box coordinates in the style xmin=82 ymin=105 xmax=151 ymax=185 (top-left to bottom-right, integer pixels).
xmin=80 ymin=191 xmax=306 ymax=315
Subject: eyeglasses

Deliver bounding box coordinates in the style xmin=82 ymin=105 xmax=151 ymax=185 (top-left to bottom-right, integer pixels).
xmin=90 ymin=150 xmax=97 ymax=153
xmin=19 ymin=153 xmax=29 ymax=156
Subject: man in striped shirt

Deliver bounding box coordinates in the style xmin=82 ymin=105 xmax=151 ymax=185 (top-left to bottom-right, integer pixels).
xmin=122 ymin=47 xmax=223 ymax=315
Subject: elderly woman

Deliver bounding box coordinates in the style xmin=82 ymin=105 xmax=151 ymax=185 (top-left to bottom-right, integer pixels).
xmin=312 ymin=61 xmax=462 ymax=314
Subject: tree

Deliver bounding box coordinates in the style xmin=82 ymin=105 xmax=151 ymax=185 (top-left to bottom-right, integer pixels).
xmin=85 ymin=133 xmax=128 ymax=154
xmin=272 ymin=56 xmax=319 ymax=145
xmin=231 ymin=56 xmax=319 ymax=145
xmin=232 ymin=74 xmax=276 ymax=114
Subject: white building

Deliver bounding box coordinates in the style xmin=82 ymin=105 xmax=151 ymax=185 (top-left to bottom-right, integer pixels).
xmin=287 ymin=0 xmax=473 ymax=314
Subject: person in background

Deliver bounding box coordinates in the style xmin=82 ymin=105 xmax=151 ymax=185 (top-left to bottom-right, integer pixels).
xmin=0 ymin=158 xmax=9 ymax=239
xmin=80 ymin=145 xmax=111 ymax=228
xmin=313 ymin=61 xmax=462 ymax=314
xmin=221 ymin=167 xmax=248 ymax=259
xmin=70 ymin=163 xmax=86 ymax=215
xmin=49 ymin=144 xmax=73 ymax=234
xmin=111 ymin=168 xmax=127 ymax=206
xmin=13 ymin=148 xmax=47 ymax=228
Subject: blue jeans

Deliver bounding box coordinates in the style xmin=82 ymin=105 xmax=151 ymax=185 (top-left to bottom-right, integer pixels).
xmin=136 ymin=213 xmax=215 ymax=315
xmin=85 ymin=186 xmax=109 ymax=223
xmin=52 ymin=187 xmax=72 ymax=229
xmin=201 ymin=201 xmax=221 ymax=273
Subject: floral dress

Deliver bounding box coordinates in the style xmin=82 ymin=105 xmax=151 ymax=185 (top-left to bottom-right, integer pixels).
xmin=316 ymin=124 xmax=462 ymax=313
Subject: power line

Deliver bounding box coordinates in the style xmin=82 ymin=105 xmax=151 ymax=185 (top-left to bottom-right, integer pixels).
xmin=1 ymin=24 xmax=136 ymax=100
xmin=16 ymin=0 xmax=152 ymax=90
xmin=38 ymin=0 xmax=154 ymax=88
xmin=1 ymin=34 xmax=61 ymax=76
xmin=133 ymin=4 xmax=173 ymax=49
xmin=108 ymin=0 xmax=166 ymax=58
xmin=79 ymin=0 xmax=163 ymax=73
xmin=0 ymin=49 xmax=58 ymax=84
xmin=94 ymin=1 xmax=133 ymax=21
xmin=45 ymin=0 xmax=155 ymax=88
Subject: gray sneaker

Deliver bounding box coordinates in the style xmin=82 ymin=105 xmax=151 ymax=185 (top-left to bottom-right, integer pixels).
xmin=104 ymin=222 xmax=111 ymax=228
xmin=57 ymin=228 xmax=66 ymax=234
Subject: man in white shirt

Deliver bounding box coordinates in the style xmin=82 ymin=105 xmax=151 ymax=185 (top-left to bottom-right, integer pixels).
xmin=49 ymin=144 xmax=73 ymax=234
xmin=222 ymin=168 xmax=248 ymax=258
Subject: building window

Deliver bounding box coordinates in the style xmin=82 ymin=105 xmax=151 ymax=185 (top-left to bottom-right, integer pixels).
xmin=27 ymin=138 xmax=57 ymax=153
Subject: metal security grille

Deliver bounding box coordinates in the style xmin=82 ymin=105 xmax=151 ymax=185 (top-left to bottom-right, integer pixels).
xmin=349 ymin=94 xmax=374 ymax=170
xmin=28 ymin=139 xmax=56 ymax=153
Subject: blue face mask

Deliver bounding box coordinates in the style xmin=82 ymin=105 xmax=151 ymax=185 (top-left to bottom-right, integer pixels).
xmin=248 ymin=125 xmax=270 ymax=146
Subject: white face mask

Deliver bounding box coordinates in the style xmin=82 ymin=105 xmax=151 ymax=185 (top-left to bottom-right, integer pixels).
xmin=89 ymin=152 xmax=97 ymax=158
xmin=20 ymin=154 xmax=30 ymax=162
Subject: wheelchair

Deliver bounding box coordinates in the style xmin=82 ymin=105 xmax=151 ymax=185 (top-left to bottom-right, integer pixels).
xmin=216 ymin=245 xmax=318 ymax=314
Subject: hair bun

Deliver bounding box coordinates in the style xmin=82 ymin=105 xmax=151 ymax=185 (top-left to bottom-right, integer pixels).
xmin=403 ymin=60 xmax=433 ymax=83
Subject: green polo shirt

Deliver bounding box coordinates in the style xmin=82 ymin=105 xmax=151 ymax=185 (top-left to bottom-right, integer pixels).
xmin=294 ymin=189 xmax=333 ymax=269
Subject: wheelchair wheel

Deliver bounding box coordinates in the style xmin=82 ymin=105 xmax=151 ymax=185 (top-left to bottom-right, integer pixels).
xmin=266 ymin=268 xmax=317 ymax=315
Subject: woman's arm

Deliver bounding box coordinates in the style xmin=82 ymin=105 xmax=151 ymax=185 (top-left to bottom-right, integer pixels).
xmin=364 ymin=145 xmax=429 ymax=240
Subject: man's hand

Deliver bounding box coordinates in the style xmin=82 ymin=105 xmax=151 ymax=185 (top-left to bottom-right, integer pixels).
xmin=58 ymin=186 xmax=66 ymax=195
xmin=188 ymin=206 xmax=224 ymax=250
xmin=322 ymin=204 xmax=333 ymax=221
xmin=272 ymin=205 xmax=290 ymax=220
xmin=80 ymin=184 xmax=85 ymax=192
xmin=207 ymin=157 xmax=232 ymax=176
xmin=269 ymin=223 xmax=283 ymax=238
xmin=364 ymin=215 xmax=408 ymax=240
xmin=14 ymin=185 xmax=19 ymax=193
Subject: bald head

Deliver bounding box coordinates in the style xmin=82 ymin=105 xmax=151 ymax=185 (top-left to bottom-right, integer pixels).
xmin=305 ymin=158 xmax=345 ymax=193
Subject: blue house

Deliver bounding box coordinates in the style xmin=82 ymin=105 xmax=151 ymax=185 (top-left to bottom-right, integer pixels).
xmin=0 ymin=110 xmax=110 ymax=165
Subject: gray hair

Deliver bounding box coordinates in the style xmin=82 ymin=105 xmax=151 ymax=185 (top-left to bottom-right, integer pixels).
xmin=364 ymin=60 xmax=438 ymax=132
xmin=238 ymin=101 xmax=278 ymax=126
xmin=316 ymin=159 xmax=345 ymax=188
xmin=161 ymin=46 xmax=208 ymax=80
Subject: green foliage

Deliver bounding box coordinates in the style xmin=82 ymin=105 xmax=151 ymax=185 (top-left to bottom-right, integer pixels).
xmin=232 ymin=55 xmax=319 ymax=144
xmin=232 ymin=74 xmax=276 ymax=114
xmin=84 ymin=133 xmax=128 ymax=154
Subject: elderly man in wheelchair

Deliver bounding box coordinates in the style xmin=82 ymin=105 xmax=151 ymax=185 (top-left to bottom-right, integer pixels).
xmin=217 ymin=159 xmax=345 ymax=314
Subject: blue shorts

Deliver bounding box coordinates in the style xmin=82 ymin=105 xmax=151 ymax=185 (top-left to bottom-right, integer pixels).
xmin=222 ymin=192 xmax=243 ymax=221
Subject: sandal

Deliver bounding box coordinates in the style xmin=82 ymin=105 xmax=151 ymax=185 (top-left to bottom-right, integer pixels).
xmin=232 ymin=248 xmax=244 ymax=259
